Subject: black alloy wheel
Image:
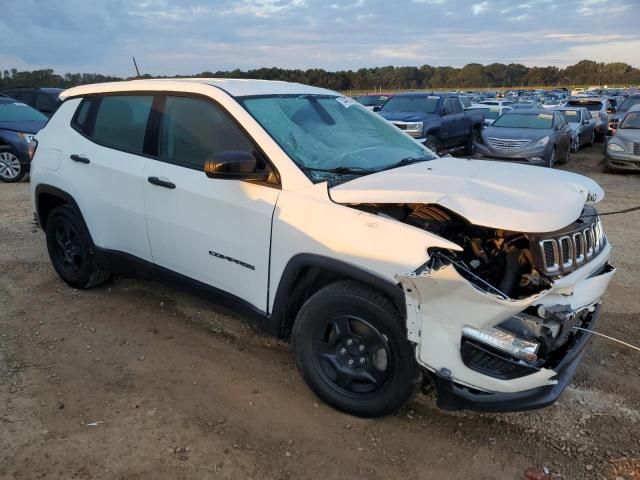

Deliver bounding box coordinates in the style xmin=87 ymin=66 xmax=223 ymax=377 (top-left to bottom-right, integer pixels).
xmin=45 ymin=205 xmax=111 ymax=289
xmin=312 ymin=314 xmax=394 ymax=396
xmin=293 ymin=280 xmax=419 ymax=418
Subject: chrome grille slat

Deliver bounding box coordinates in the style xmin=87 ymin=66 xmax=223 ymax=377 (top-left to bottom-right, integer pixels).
xmin=535 ymin=216 xmax=605 ymax=276
xmin=487 ymin=138 xmax=531 ymax=150
xmin=633 ymin=142 xmax=640 ymax=156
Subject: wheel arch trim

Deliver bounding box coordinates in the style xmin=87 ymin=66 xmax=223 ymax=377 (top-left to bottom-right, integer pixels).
xmin=34 ymin=184 xmax=92 ymax=240
xmin=269 ymin=253 xmax=407 ymax=338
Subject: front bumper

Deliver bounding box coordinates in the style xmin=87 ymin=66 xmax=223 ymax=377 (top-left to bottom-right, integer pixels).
xmin=605 ymin=150 xmax=640 ymax=172
xmin=434 ymin=304 xmax=600 ymax=412
xmin=398 ymin=242 xmax=614 ymax=412
xmin=475 ymin=142 xmax=550 ymax=166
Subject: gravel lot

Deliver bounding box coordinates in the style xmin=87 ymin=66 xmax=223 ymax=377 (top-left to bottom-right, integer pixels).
xmin=1 ymin=145 xmax=638 ymax=479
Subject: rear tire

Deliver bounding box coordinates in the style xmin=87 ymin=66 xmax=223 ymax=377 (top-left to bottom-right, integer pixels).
xmin=0 ymin=146 xmax=26 ymax=183
xmin=45 ymin=205 xmax=111 ymax=289
xmin=464 ymin=129 xmax=479 ymax=156
xmin=292 ymin=280 xmax=419 ymax=418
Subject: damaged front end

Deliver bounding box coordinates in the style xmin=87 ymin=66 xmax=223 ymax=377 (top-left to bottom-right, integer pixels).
xmin=358 ymin=203 xmax=615 ymax=411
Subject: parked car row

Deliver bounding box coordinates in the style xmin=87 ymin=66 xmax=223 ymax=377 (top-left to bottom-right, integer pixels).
xmin=353 ymin=86 xmax=639 ymax=173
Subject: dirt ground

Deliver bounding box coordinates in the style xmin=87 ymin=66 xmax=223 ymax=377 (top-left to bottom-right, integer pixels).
xmin=1 ymin=145 xmax=638 ymax=480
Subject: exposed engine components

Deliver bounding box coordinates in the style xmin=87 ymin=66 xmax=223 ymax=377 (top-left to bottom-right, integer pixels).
xmin=355 ymin=203 xmax=552 ymax=299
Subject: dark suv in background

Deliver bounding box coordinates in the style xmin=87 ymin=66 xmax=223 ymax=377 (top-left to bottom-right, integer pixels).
xmin=1 ymin=87 xmax=63 ymax=117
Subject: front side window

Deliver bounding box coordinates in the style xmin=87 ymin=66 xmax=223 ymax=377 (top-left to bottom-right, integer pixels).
xmin=451 ymin=98 xmax=463 ymax=114
xmin=92 ymin=95 xmax=153 ymax=154
xmin=159 ymin=96 xmax=255 ymax=171
xmin=240 ymin=94 xmax=436 ymax=183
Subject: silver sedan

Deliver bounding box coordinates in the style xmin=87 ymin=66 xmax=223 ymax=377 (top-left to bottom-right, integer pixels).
xmin=555 ymin=107 xmax=596 ymax=152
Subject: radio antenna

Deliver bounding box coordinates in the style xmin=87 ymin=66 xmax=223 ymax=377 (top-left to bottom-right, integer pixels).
xmin=132 ymin=56 xmax=141 ymax=77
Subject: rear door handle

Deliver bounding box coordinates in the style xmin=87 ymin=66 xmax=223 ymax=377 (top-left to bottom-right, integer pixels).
xmin=70 ymin=154 xmax=90 ymax=164
xmin=147 ymin=176 xmax=176 ymax=189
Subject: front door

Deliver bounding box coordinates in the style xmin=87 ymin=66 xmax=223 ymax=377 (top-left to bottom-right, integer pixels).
xmin=142 ymin=94 xmax=280 ymax=311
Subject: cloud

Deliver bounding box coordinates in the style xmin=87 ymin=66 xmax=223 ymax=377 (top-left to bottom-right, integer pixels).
xmin=472 ymin=1 xmax=489 ymax=15
xmin=0 ymin=0 xmax=637 ymax=76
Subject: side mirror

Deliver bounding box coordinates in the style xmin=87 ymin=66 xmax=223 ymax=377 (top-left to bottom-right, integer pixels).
xmin=203 ymin=151 xmax=266 ymax=181
xmin=372 ymin=106 xmax=381 ymax=112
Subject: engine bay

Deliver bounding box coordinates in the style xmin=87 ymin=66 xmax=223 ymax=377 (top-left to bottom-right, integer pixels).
xmin=354 ymin=203 xmax=552 ymax=300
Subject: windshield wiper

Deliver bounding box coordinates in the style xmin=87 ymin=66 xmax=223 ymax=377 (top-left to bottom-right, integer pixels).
xmin=377 ymin=156 xmax=433 ymax=172
xmin=303 ymin=166 xmax=374 ymax=176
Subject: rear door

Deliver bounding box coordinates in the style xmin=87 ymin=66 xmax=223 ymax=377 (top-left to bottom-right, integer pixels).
xmin=60 ymin=94 xmax=154 ymax=261
xmin=142 ymin=94 xmax=280 ymax=311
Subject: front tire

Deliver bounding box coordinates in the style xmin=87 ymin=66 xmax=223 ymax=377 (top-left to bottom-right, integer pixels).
xmin=292 ymin=280 xmax=419 ymax=418
xmin=546 ymin=147 xmax=556 ymax=168
xmin=0 ymin=146 xmax=26 ymax=183
xmin=424 ymin=135 xmax=439 ymax=154
xmin=464 ymin=129 xmax=479 ymax=156
xmin=45 ymin=205 xmax=111 ymax=289
xmin=571 ymin=135 xmax=580 ymax=153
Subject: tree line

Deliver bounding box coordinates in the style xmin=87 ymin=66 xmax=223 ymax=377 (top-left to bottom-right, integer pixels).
xmin=1 ymin=60 xmax=638 ymax=92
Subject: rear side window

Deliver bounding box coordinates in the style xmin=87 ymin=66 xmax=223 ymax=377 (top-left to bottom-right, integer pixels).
xmin=72 ymin=98 xmax=94 ymax=134
xmin=159 ymin=96 xmax=254 ymax=170
xmin=92 ymin=96 xmax=153 ymax=154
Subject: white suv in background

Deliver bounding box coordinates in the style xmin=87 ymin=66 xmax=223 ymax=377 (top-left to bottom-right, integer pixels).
xmin=30 ymin=79 xmax=614 ymax=417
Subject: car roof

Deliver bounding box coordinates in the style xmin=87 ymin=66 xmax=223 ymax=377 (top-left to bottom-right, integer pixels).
xmin=40 ymin=87 xmax=64 ymax=94
xmin=60 ymin=78 xmax=337 ymax=99
xmin=504 ymin=109 xmax=551 ymax=115
xmin=392 ymin=92 xmax=454 ymax=98
xmin=567 ymin=98 xmax=603 ymax=104
xmin=627 ymin=104 xmax=640 ymax=113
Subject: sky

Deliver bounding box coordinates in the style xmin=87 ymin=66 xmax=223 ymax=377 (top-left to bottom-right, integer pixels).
xmin=1 ymin=0 xmax=639 ymax=76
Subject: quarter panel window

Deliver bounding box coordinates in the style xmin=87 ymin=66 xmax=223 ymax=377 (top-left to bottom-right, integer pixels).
xmin=92 ymin=95 xmax=153 ymax=154
xmin=159 ymin=96 xmax=254 ymax=170
xmin=72 ymin=98 xmax=93 ymax=135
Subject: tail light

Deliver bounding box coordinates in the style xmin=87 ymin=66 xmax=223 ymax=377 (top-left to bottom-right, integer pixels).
xmin=28 ymin=138 xmax=38 ymax=162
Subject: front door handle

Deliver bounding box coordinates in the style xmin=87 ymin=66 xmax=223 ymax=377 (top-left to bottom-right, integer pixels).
xmin=70 ymin=154 xmax=90 ymax=164
xmin=147 ymin=176 xmax=176 ymax=189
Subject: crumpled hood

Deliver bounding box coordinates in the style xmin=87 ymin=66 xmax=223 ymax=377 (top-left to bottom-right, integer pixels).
xmin=329 ymin=157 xmax=604 ymax=233
xmin=379 ymin=111 xmax=438 ymax=123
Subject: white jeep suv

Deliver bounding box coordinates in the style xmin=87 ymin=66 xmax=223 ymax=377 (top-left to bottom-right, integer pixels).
xmin=30 ymin=79 xmax=615 ymax=417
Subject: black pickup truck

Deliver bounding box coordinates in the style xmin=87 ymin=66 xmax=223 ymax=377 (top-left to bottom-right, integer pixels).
xmin=378 ymin=93 xmax=485 ymax=154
